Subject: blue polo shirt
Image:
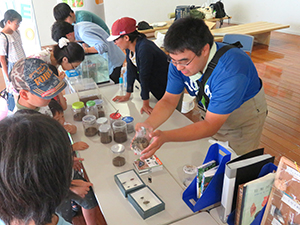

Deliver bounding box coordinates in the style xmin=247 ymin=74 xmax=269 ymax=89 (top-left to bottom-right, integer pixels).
xmin=166 ymin=42 xmax=261 ymax=114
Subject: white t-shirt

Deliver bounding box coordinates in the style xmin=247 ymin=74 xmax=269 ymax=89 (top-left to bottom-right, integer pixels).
xmin=0 ymin=30 xmax=25 ymax=63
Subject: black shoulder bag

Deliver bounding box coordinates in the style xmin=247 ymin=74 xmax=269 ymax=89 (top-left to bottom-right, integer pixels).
xmin=0 ymin=32 xmax=9 ymax=68
xmin=196 ymin=41 xmax=242 ymax=110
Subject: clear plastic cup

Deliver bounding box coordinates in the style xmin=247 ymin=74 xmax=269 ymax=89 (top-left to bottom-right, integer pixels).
xmin=112 ymin=120 xmax=127 ymax=143
xmin=183 ymin=164 xmax=197 ymax=188
xmin=111 ymin=144 xmax=126 ymax=167
xmin=99 ymin=124 xmax=112 ymax=144
xmin=82 ymin=115 xmax=98 ymax=137
xmin=131 ymin=127 xmax=151 ymax=155
xmin=122 ymin=116 xmax=134 ymax=134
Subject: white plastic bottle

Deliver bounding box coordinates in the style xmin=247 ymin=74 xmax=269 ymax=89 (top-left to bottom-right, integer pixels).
xmin=119 ymin=77 xmax=124 ymax=95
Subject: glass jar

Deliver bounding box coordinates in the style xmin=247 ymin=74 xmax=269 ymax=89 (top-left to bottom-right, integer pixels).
xmin=111 ymin=144 xmax=126 ymax=167
xmin=72 ymin=101 xmax=85 ymax=121
xmin=131 ymin=127 xmax=152 ymax=155
xmin=182 ymin=164 xmax=197 ymax=188
xmin=122 ymin=116 xmax=134 ymax=134
xmin=86 ymin=100 xmax=98 ymax=118
xmin=99 ymin=124 xmax=112 ymax=144
xmin=96 ymin=117 xmax=108 ymax=136
xmin=109 ymin=112 xmax=122 ymax=125
xmin=94 ymin=99 xmax=105 ymax=118
xmin=82 ymin=115 xmax=98 ymax=137
xmin=112 ymin=120 xmax=127 ymax=143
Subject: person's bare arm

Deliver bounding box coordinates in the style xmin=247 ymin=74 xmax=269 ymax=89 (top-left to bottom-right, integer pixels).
xmin=70 ymin=180 xmax=92 ymax=198
xmin=137 ymin=92 xmax=181 ymax=130
xmin=140 ymin=110 xmax=230 ymax=160
xmin=57 ymin=92 xmax=67 ymax=110
xmin=0 ymin=55 xmax=9 ymax=81
xmin=112 ymin=92 xmax=131 ymax=102
xmin=82 ymin=43 xmax=98 ymax=54
xmin=140 ymin=99 xmax=153 ymax=115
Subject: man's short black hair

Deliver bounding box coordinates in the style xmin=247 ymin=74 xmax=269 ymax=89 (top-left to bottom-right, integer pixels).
xmin=164 ymin=17 xmax=214 ymax=56
xmin=51 ymin=20 xmax=74 ymax=42
xmin=0 ymin=114 xmax=73 ymax=224
xmin=53 ymin=2 xmax=74 ymax=21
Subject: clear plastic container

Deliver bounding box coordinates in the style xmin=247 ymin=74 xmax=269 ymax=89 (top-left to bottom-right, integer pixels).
xmin=109 ymin=112 xmax=122 ymax=125
xmin=86 ymin=100 xmax=98 ymax=118
xmin=99 ymin=124 xmax=112 ymax=144
xmin=122 ymin=116 xmax=134 ymax=134
xmin=94 ymin=99 xmax=105 ymax=118
xmin=96 ymin=117 xmax=108 ymax=136
xmin=183 ymin=165 xmax=197 ymax=188
xmin=111 ymin=144 xmax=126 ymax=167
xmin=82 ymin=115 xmax=98 ymax=137
xmin=72 ymin=101 xmax=86 ymax=121
xmin=112 ymin=120 xmax=127 ymax=143
xmin=131 ymin=127 xmax=152 ymax=155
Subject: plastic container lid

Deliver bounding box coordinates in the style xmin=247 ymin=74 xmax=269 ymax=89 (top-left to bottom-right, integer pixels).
xmin=72 ymin=101 xmax=84 ymax=109
xmin=86 ymin=100 xmax=96 ymax=107
xmin=94 ymin=99 xmax=103 ymax=105
xmin=183 ymin=165 xmax=197 ymax=174
xmin=111 ymin=144 xmax=125 ymax=154
xmin=82 ymin=115 xmax=96 ymax=124
xmin=99 ymin=124 xmax=111 ymax=132
xmin=96 ymin=117 xmax=108 ymax=125
xmin=110 ymin=112 xmax=121 ymax=120
xmin=122 ymin=116 xmax=134 ymax=123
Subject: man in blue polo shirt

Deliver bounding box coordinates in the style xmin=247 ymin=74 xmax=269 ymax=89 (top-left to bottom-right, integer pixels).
xmin=137 ymin=17 xmax=267 ymax=157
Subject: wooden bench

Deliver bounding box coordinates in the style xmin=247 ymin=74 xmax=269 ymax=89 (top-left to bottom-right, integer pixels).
xmin=211 ymin=21 xmax=290 ymax=45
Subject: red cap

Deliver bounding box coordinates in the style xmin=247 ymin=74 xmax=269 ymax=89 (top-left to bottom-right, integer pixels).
xmin=107 ymin=17 xmax=136 ymax=42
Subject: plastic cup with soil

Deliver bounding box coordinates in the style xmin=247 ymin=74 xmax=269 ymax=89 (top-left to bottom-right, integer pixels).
xmin=131 ymin=127 xmax=151 ymax=155
xmin=111 ymin=144 xmax=126 ymax=167
xmin=112 ymin=120 xmax=127 ymax=143
xmin=72 ymin=101 xmax=86 ymax=121
xmin=99 ymin=124 xmax=112 ymax=144
xmin=82 ymin=115 xmax=98 ymax=137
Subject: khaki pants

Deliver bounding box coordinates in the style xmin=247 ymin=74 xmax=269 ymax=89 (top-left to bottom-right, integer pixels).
xmin=199 ymin=86 xmax=267 ymax=155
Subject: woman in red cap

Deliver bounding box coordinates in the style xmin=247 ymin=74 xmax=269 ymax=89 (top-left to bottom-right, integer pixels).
xmin=107 ymin=17 xmax=169 ymax=115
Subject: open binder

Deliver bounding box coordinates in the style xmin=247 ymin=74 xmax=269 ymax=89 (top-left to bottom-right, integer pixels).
xmin=182 ymin=143 xmax=231 ymax=212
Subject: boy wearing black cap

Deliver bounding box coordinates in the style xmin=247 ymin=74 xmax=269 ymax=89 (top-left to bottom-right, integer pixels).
xmin=10 ymin=57 xmax=66 ymax=114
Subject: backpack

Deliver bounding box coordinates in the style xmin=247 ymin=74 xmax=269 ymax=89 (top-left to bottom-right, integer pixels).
xmin=0 ymin=32 xmax=9 ymax=68
xmin=210 ymin=1 xmax=227 ymax=18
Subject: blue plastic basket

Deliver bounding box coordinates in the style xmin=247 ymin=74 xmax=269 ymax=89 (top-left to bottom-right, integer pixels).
xmin=182 ymin=143 xmax=232 ymax=212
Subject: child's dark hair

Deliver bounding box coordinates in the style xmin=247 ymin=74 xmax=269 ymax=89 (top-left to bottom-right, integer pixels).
xmin=0 ymin=114 xmax=73 ymax=224
xmin=53 ymin=3 xmax=74 ymax=21
xmin=49 ymin=99 xmax=63 ymax=117
xmin=53 ymin=41 xmax=85 ymax=64
xmin=0 ymin=9 xmax=22 ymax=28
xmin=51 ymin=21 xmax=74 ymax=42
xmin=48 ymin=64 xmax=59 ymax=76
xmin=15 ymin=109 xmax=41 ymax=116
xmin=119 ymin=30 xmax=146 ymax=43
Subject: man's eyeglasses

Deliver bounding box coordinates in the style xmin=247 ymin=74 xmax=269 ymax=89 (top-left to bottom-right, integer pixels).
xmin=167 ymin=54 xmax=197 ymax=67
